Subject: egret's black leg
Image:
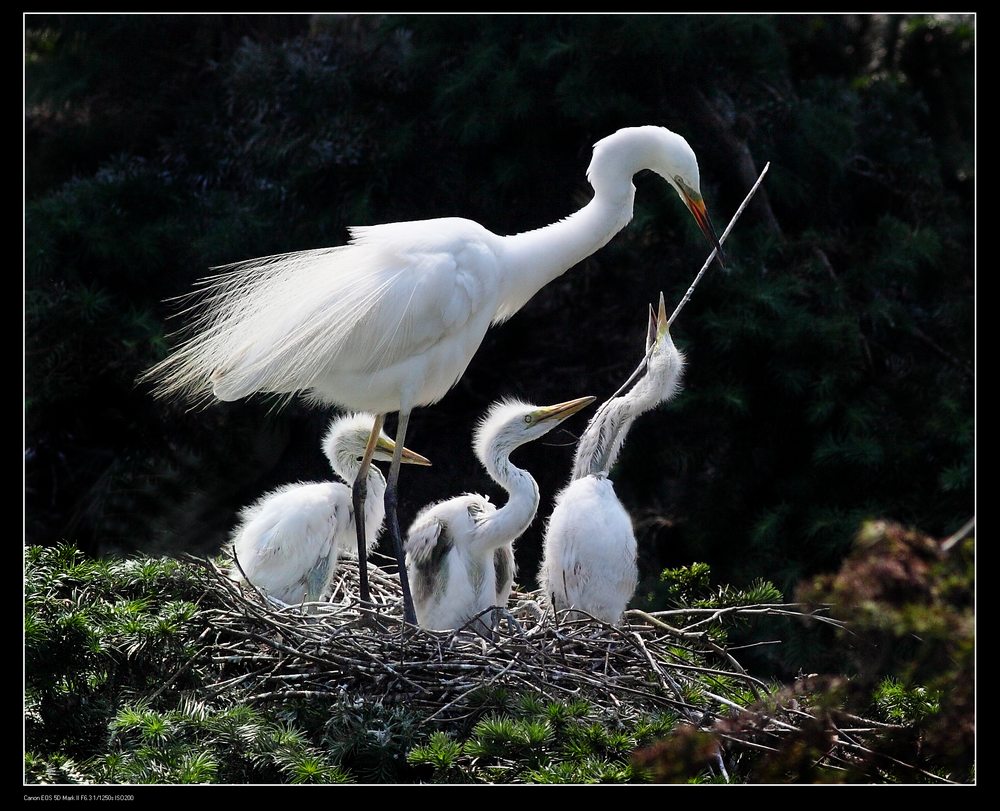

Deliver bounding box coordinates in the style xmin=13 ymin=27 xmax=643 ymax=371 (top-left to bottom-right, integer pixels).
xmin=352 ymin=414 xmax=385 ymax=608
xmin=385 ymin=409 xmax=417 ymax=624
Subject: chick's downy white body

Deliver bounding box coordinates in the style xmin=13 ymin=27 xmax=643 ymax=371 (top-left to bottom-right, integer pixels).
xmin=231 ymin=480 xmax=379 ymax=606
xmin=406 ymin=494 xmax=517 ymax=634
xmin=543 ymin=475 xmax=638 ymax=625
xmin=541 ymin=297 xmax=684 ymax=624
xmin=406 ymin=397 xmax=593 ymax=632
xmin=230 ymin=412 xmax=428 ymax=606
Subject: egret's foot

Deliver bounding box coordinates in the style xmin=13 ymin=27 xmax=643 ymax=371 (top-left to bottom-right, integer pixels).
xmin=351 ymin=600 xmax=395 ymax=633
xmin=264 ymin=595 xmax=293 ymax=611
xmin=493 ymin=607 xmax=527 ymax=639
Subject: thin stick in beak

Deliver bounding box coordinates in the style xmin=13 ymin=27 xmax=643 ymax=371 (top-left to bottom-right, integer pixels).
xmin=670 ymin=162 xmax=771 ymax=327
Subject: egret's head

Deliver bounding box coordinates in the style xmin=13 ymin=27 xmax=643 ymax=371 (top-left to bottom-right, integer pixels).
xmin=589 ymin=126 xmax=724 ymax=265
xmin=473 ymin=396 xmax=596 ymax=463
xmin=649 ymin=129 xmax=725 ymax=268
xmin=323 ymin=412 xmax=431 ymax=470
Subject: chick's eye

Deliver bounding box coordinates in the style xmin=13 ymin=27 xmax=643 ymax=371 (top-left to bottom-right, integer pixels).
xmin=356 ymin=455 xmax=364 ymax=462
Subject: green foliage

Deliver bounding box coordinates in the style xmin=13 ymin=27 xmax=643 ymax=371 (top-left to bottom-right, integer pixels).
xmin=25 ymin=539 xmax=971 ymax=783
xmin=650 ymin=561 xmax=782 ymax=622
xmin=24 ymin=752 xmax=90 ymax=785
xmin=874 ymin=677 xmax=940 ymax=725
xmin=24 ymin=543 xmax=361 ymax=784
xmin=407 ymin=732 xmax=466 ymax=782
xmin=90 ymin=703 xmax=351 ymax=784
xmin=659 ymin=561 xmax=712 ymax=603
xmin=407 ymin=697 xmax=681 ymax=784
xmin=25 ymin=544 xmax=204 ymax=761
xmin=796 ymin=521 xmax=974 ymax=781
xmin=321 ymin=699 xmax=423 ymax=782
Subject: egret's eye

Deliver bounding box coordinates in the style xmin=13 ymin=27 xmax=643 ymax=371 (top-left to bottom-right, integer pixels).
xmin=674 ymin=174 xmax=684 ymax=185
xmin=523 ymin=415 xmax=533 ymax=424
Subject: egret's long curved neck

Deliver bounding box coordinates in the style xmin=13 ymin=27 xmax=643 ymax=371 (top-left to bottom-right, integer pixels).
xmin=476 ymin=448 xmax=540 ymax=552
xmin=571 ymin=392 xmax=643 ymax=481
xmin=572 ymin=341 xmax=684 ymax=480
xmin=496 ymin=191 xmax=638 ymax=324
xmin=495 ymin=127 xmax=686 ymax=323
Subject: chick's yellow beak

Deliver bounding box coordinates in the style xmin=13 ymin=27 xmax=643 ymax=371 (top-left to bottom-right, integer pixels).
xmin=377 ymin=437 xmax=432 ymax=466
xmin=656 ymin=291 xmax=669 ymax=339
xmin=535 ymin=395 xmax=597 ymax=423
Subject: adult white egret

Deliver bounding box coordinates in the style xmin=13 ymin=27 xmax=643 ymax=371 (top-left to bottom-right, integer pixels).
xmin=540 ymin=295 xmax=684 ymax=625
xmin=229 ymin=412 xmax=430 ymax=608
xmin=143 ymin=125 xmax=722 ymax=624
xmin=405 ymin=396 xmax=595 ymax=633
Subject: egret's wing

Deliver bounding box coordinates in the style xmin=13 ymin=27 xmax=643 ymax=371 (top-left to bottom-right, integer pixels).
xmin=144 ymin=217 xmax=501 ymax=404
xmin=230 ymin=482 xmax=340 ymax=603
xmin=404 ymin=512 xmax=447 ymax=567
xmin=494 ymin=545 xmax=516 ymax=606
xmin=404 ymin=508 xmax=454 ymax=613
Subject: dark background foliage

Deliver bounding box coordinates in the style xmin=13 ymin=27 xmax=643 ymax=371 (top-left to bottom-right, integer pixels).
xmin=25 ymin=14 xmax=973 ymax=676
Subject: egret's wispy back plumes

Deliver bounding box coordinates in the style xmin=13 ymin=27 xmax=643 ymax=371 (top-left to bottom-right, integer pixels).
xmin=146 ymin=244 xmax=424 ymax=408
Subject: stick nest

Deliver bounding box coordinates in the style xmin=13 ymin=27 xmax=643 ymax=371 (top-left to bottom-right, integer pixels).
xmin=189 ymin=553 xmax=834 ymax=728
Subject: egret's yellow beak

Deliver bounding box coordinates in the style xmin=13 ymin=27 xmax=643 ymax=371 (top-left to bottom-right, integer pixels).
xmin=535 ymin=395 xmax=597 ymax=423
xmin=680 ymin=186 xmax=726 ymax=268
xmin=377 ymin=437 xmax=432 ymax=466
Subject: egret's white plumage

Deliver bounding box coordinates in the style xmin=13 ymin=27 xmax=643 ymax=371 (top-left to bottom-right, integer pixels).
xmin=230 ymin=412 xmax=429 ymax=608
xmin=144 ymin=125 xmax=721 ymax=624
xmin=406 ymin=396 xmax=594 ymax=633
xmin=147 ymin=127 xmax=717 ymax=409
xmin=540 ymin=296 xmax=684 ymax=624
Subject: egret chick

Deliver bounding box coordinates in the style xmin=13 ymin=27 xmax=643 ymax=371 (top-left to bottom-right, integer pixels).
xmin=406 ymin=396 xmax=595 ymax=633
xmin=144 ymin=125 xmax=722 ymax=624
xmin=540 ymin=296 xmax=684 ymax=624
xmin=230 ymin=413 xmax=430 ymax=609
